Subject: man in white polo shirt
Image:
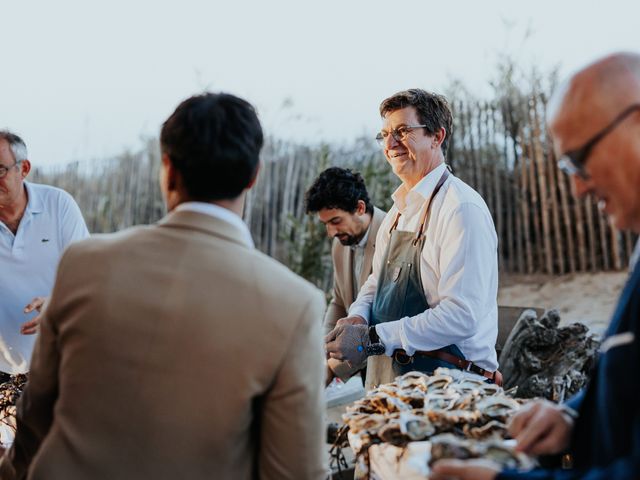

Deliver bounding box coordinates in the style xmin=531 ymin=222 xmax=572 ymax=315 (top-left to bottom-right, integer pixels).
xmin=0 ymin=130 xmax=89 ymax=376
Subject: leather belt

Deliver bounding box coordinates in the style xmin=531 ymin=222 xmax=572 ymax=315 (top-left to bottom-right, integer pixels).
xmin=393 ymin=349 xmax=502 ymax=385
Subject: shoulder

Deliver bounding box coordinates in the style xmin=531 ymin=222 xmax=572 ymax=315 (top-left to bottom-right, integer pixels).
xmin=371 ymin=206 xmax=386 ymax=233
xmin=28 ymin=182 xmax=81 ymax=217
xmin=439 ymin=175 xmax=491 ymax=216
xmin=250 ymin=247 xmax=323 ymax=298
xmin=28 ymin=182 xmax=76 ymax=204
xmin=62 ymin=224 xmax=153 ymax=258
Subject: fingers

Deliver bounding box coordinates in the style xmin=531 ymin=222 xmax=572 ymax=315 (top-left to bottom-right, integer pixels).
xmin=335 ymin=315 xmax=366 ymax=328
xmin=430 ymin=459 xmax=467 ymax=478
xmin=324 ymin=325 xmax=344 ymax=344
xmin=507 ymin=401 xmax=539 ymax=438
xmin=513 ymin=402 xmax=562 ymax=454
xmin=325 ymin=338 xmax=345 ymax=361
xmin=23 ymin=296 xmax=46 ymax=314
xmin=527 ymin=417 xmax=572 ymax=456
xmin=431 ymin=459 xmax=499 ymax=480
xmin=20 ymin=318 xmax=39 ymax=335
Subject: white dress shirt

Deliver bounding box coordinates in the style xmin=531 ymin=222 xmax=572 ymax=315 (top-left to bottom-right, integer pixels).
xmin=349 ymin=163 xmax=499 ymax=371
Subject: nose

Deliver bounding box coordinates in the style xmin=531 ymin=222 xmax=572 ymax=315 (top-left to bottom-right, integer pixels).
xmin=384 ymin=132 xmax=400 ymax=150
xmin=572 ymin=175 xmax=593 ymax=198
xmin=326 ymin=224 xmax=337 ymax=238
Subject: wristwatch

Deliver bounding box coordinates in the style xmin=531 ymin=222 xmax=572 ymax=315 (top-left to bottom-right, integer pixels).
xmin=366 ymin=325 xmax=386 ymax=356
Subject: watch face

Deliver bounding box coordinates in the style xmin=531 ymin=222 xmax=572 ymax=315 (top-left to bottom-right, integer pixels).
xmin=366 ymin=343 xmax=386 ymax=356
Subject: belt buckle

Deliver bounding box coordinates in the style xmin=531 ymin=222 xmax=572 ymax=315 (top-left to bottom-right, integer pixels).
xmin=394 ymin=351 xmax=413 ymax=365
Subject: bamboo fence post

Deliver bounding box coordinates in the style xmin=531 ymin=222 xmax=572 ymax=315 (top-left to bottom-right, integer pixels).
xmin=610 ymin=226 xmax=622 ymax=270
xmin=597 ymin=206 xmax=610 ymax=271
xmin=584 ymin=198 xmax=598 ymax=271
xmin=501 ymin=106 xmax=514 ymax=272
xmin=529 ymin=97 xmax=553 ymax=274
xmin=536 ymin=96 xmax=565 ymax=275
xmin=490 ymin=105 xmax=505 ymax=270
xmin=523 ymin=108 xmax=542 ymax=273
xmin=518 ymin=125 xmax=534 ymax=274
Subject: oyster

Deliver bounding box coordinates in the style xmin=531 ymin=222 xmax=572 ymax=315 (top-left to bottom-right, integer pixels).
xmin=476 ymin=396 xmax=521 ymax=421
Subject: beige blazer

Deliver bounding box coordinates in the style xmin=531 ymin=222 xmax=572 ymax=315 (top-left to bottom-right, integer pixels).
xmin=323 ymin=207 xmax=385 ymax=333
xmin=324 ymin=207 xmax=384 ymax=380
xmin=0 ymin=210 xmax=326 ymax=480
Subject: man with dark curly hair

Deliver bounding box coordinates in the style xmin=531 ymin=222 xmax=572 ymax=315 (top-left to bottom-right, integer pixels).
xmin=305 ymin=167 xmax=385 ymax=384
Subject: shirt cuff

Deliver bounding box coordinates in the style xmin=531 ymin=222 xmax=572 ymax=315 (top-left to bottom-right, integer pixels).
xmin=348 ymin=303 xmax=371 ymax=324
xmin=375 ymin=320 xmax=404 ymax=356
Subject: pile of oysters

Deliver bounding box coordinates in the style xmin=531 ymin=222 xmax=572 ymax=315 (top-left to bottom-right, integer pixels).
xmin=343 ymin=368 xmax=534 ymax=471
xmin=0 ymin=374 xmax=27 ymax=447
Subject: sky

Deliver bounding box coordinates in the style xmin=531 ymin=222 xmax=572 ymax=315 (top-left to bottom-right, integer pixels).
xmin=2 ymin=0 xmax=639 ymax=168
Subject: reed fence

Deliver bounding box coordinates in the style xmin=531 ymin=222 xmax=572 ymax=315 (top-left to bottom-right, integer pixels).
xmin=31 ymin=95 xmax=637 ymax=291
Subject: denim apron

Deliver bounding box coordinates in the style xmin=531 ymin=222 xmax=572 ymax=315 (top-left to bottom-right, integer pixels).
xmin=365 ymin=169 xmax=466 ymax=390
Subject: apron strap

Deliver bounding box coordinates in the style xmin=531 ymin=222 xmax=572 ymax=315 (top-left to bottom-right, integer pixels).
xmin=413 ymin=168 xmax=450 ymax=245
xmin=388 ymin=166 xmax=451 ymax=238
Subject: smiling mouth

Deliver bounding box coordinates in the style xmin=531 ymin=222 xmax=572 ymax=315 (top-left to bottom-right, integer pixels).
xmin=390 ymin=152 xmax=406 ymax=158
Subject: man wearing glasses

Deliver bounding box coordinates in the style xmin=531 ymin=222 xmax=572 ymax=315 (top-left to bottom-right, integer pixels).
xmin=431 ymin=52 xmax=640 ymax=479
xmin=325 ymin=89 xmax=500 ymax=389
xmin=0 ymin=131 xmax=88 ymax=378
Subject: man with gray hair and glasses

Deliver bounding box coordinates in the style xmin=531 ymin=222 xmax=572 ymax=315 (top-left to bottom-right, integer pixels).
xmin=0 ymin=130 xmax=88 ymax=379
xmin=325 ymin=89 xmax=500 ymax=389
xmin=431 ymin=52 xmax=640 ymax=480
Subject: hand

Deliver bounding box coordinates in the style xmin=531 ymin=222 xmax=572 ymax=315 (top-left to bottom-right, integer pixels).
xmin=508 ymin=399 xmax=575 ymax=455
xmin=335 ymin=315 xmax=367 ymax=328
xmin=325 ymin=364 xmax=335 ymax=387
xmin=324 ymin=324 xmax=369 ymax=368
xmin=20 ymin=296 xmax=48 ymax=335
xmin=430 ymin=459 xmax=500 ymax=480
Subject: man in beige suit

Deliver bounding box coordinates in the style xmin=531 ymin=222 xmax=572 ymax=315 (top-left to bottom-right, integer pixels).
xmin=0 ymin=93 xmax=327 ymax=480
xmin=305 ymin=167 xmax=384 ymax=384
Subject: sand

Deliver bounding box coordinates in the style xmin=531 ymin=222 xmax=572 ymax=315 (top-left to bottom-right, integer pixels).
xmin=498 ymin=271 xmax=631 ymax=336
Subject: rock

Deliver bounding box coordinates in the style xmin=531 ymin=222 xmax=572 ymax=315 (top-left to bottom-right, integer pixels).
xmin=499 ymin=309 xmax=600 ymax=402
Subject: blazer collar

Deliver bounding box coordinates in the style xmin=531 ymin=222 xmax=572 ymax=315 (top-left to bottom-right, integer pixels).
xmin=157 ymin=210 xmax=254 ymax=249
xmin=359 ymin=206 xmax=385 ymax=288
xmin=606 ymin=261 xmax=640 ymax=337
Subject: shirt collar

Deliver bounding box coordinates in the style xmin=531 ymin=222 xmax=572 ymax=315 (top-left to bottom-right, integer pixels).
xmin=23 ymin=181 xmax=43 ymax=215
xmin=391 ymin=163 xmax=448 ymax=213
xmin=175 ymin=201 xmax=254 ymax=249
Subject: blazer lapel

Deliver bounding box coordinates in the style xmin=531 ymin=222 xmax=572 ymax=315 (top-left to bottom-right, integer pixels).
xmin=606 ymin=262 xmax=640 ymax=336
xmin=359 ymin=207 xmax=386 ymax=288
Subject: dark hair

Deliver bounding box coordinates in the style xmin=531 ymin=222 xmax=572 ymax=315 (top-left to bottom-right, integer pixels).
xmin=305 ymin=167 xmax=373 ymax=215
xmin=160 ymin=92 xmax=264 ymax=201
xmin=379 ymin=88 xmax=453 ymax=157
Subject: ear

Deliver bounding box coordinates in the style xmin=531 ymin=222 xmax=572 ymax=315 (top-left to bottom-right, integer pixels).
xmin=246 ymin=163 xmax=261 ymax=190
xmin=356 ymin=199 xmax=367 ymax=215
xmin=432 ymin=127 xmax=447 ymax=149
xmin=161 ymin=153 xmax=178 ymax=192
xmin=20 ymin=160 xmax=31 ymax=178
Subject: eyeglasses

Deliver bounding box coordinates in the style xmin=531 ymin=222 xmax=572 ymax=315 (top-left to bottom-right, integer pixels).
xmin=558 ymin=103 xmax=640 ymax=179
xmin=0 ymin=161 xmax=20 ymax=179
xmin=375 ymin=124 xmax=427 ymax=147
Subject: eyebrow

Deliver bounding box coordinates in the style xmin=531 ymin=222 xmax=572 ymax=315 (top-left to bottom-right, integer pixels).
xmin=380 ymin=123 xmax=409 ymax=132
xmin=319 ymin=216 xmax=341 ymax=225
